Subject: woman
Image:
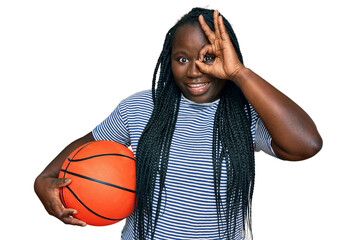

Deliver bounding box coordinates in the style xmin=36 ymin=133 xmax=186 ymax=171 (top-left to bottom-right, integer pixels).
xmin=35 ymin=8 xmax=322 ymax=239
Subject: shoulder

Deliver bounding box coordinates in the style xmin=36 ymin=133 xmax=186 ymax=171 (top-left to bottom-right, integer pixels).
xmin=119 ymin=89 xmax=153 ymax=116
xmin=122 ymin=89 xmax=152 ymax=102
xmin=121 ymin=89 xmax=152 ymax=106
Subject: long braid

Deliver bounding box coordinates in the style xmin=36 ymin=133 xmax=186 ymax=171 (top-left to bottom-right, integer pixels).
xmin=214 ymin=82 xmax=255 ymax=238
xmin=134 ymin=8 xmax=255 ymax=239
xmin=134 ymin=28 xmax=181 ymax=239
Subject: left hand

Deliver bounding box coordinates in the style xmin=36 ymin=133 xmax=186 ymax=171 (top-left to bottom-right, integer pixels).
xmin=196 ymin=10 xmax=245 ymax=80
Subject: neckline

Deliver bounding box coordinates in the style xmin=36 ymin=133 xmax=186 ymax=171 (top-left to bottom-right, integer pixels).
xmin=181 ymin=94 xmax=220 ymax=106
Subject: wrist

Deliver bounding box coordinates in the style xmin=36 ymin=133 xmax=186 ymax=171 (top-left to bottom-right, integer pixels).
xmin=230 ymin=67 xmax=252 ymax=88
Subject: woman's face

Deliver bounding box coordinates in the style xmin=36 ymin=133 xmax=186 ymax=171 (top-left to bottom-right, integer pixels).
xmin=171 ymin=23 xmax=226 ymax=104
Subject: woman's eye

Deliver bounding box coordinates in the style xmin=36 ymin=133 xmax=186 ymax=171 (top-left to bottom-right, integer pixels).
xmin=178 ymin=57 xmax=189 ymax=63
xmin=203 ymin=55 xmax=215 ymax=63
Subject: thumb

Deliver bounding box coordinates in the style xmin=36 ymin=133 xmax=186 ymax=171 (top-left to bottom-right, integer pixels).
xmin=196 ymin=44 xmax=214 ymax=74
xmin=195 ymin=60 xmax=211 ymax=74
xmin=55 ymin=178 xmax=72 ymax=188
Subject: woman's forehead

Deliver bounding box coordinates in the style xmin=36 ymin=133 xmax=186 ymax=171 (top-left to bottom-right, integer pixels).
xmin=172 ymin=23 xmax=208 ymax=52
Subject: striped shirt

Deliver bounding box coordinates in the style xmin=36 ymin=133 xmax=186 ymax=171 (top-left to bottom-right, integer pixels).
xmin=93 ymin=90 xmax=275 ymax=239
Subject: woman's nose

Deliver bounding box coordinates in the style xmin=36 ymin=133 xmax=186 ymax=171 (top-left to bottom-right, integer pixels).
xmin=187 ymin=62 xmax=203 ymax=78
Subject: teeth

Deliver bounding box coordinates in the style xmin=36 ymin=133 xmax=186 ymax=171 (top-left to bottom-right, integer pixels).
xmin=188 ymin=83 xmax=208 ymax=88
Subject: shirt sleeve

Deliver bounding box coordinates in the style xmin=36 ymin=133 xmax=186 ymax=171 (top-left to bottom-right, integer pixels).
xmin=249 ymin=104 xmax=276 ymax=157
xmin=92 ymin=100 xmax=131 ymax=147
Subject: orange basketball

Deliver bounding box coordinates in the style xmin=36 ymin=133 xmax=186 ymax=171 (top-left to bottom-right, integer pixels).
xmin=58 ymin=140 xmax=136 ymax=226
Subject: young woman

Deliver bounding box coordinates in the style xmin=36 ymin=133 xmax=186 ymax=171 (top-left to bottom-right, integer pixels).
xmin=34 ymin=8 xmax=322 ymax=240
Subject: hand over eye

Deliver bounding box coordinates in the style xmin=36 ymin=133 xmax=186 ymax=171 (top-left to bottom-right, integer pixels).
xmin=196 ymin=10 xmax=245 ymax=80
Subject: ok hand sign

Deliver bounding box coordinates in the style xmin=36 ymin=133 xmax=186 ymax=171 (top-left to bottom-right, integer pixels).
xmin=196 ymin=10 xmax=245 ymax=81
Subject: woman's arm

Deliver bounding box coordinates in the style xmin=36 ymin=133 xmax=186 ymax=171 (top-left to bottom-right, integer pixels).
xmin=34 ymin=132 xmax=94 ymax=226
xmin=231 ymin=68 xmax=322 ymax=160
xmin=196 ymin=10 xmax=322 ymax=160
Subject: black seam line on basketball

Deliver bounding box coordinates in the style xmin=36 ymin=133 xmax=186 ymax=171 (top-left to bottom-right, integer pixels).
xmin=68 ymin=153 xmax=135 ymax=162
xmin=63 ymin=141 xmax=95 ymax=179
xmin=62 ymin=154 xmax=73 ymax=179
xmin=65 ymin=186 xmax=125 ymax=221
xmin=60 ymin=187 xmax=67 ymax=208
xmin=59 ymin=169 xmax=136 ymax=194
xmin=70 ymin=141 xmax=96 ymax=161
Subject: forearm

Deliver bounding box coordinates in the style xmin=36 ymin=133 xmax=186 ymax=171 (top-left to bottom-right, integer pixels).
xmin=231 ymin=68 xmax=322 ymax=160
xmin=35 ymin=132 xmax=94 ymax=180
xmin=34 ymin=132 xmax=94 ymax=226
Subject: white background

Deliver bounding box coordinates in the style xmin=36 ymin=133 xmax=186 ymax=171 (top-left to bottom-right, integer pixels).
xmin=1 ymin=0 xmax=356 ymax=239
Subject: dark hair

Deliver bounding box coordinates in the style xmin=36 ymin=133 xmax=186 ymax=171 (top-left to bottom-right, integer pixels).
xmin=134 ymin=7 xmax=255 ymax=239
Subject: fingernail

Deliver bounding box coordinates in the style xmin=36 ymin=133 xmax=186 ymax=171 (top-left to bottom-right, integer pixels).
xmin=73 ymin=210 xmax=78 ymax=214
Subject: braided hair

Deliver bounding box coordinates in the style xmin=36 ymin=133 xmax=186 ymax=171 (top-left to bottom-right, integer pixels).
xmin=134 ymin=7 xmax=255 ymax=239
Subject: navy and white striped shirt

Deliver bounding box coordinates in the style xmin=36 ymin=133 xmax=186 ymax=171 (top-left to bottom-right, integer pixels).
xmin=93 ymin=90 xmax=275 ymax=239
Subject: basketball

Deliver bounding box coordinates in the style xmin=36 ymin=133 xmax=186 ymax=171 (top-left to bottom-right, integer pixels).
xmin=58 ymin=140 xmax=136 ymax=226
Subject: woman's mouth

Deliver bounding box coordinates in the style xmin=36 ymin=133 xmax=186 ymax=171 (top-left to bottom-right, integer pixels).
xmin=186 ymin=82 xmax=211 ymax=95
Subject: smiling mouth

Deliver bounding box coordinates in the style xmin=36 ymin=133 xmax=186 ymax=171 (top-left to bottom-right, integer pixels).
xmin=187 ymin=83 xmax=209 ymax=88
xmin=186 ymin=82 xmax=211 ymax=95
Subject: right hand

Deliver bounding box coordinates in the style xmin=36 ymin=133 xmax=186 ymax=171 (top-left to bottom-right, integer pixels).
xmin=34 ymin=175 xmax=87 ymax=226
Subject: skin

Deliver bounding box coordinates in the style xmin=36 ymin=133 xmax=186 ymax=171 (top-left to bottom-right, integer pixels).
xmin=171 ymin=23 xmax=226 ymax=103
xmin=34 ymin=9 xmax=322 ymax=227
xmin=34 ymin=132 xmax=94 ymax=226
xmin=195 ymin=10 xmax=322 ymax=160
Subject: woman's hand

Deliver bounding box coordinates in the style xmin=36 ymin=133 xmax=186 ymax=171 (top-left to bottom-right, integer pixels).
xmin=34 ymin=132 xmax=93 ymax=225
xmin=196 ymin=10 xmax=322 ymax=160
xmin=196 ymin=10 xmax=245 ymax=80
xmin=34 ymin=175 xmax=87 ymax=226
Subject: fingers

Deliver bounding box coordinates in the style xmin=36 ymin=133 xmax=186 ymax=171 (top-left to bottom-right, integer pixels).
xmin=54 ymin=207 xmax=87 ymax=226
xmin=196 ymin=44 xmax=214 ymax=74
xmin=57 ymin=208 xmax=87 ymax=226
xmin=196 ymin=10 xmax=240 ymax=80
xmin=217 ymin=15 xmax=229 ymax=42
xmin=198 ymin=15 xmax=215 ymax=43
xmin=198 ymin=10 xmax=221 ymax=43
xmin=199 ymin=10 xmax=229 ymax=44
xmin=41 ymin=177 xmax=86 ymax=226
xmin=35 ymin=175 xmax=86 ymax=226
xmin=49 ymin=195 xmax=87 ymax=226
xmin=55 ymin=178 xmax=72 ymax=188
xmin=195 ymin=59 xmax=210 ymax=75
xmin=198 ymin=44 xmax=214 ymax=61
xmin=213 ymin=10 xmax=221 ymax=40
